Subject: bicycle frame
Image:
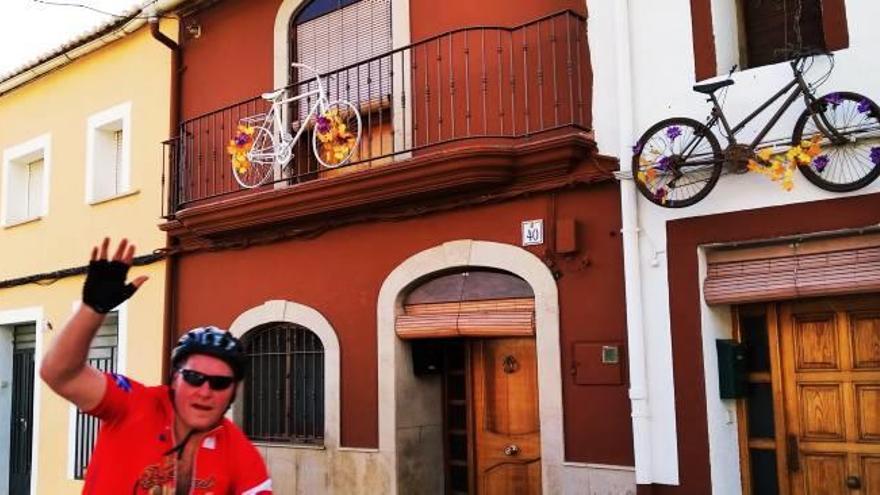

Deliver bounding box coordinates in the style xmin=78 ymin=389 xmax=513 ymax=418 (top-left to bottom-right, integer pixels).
xmin=705 ymin=58 xmax=837 ymax=148
xmin=251 ymin=63 xmax=330 ymax=165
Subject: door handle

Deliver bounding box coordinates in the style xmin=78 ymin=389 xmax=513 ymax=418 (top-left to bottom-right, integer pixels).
xmin=786 ymin=435 xmax=800 ymax=472
xmin=845 ymin=476 xmax=861 ymax=489
xmin=19 ymin=417 xmax=28 ymax=431
xmin=503 ymin=444 xmax=520 ymax=456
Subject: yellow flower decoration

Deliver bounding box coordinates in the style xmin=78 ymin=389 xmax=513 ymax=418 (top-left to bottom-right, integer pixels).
xmin=747 ymin=138 xmax=823 ymax=191
xmin=227 ymin=124 xmax=256 ymax=175
xmin=315 ymin=108 xmax=357 ymax=166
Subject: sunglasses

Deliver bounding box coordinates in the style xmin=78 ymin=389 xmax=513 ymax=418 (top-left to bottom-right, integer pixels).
xmin=177 ymin=369 xmax=235 ymax=391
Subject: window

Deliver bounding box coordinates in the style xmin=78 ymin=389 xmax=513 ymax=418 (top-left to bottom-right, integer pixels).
xmin=72 ymin=312 xmax=118 ymax=479
xmin=690 ymin=0 xmax=848 ymax=79
xmin=291 ymin=0 xmax=392 ymax=109
xmin=738 ymin=0 xmax=825 ymax=68
xmin=243 ymin=323 xmax=324 ymax=445
xmin=2 ymin=134 xmax=50 ymax=226
xmin=86 ymin=102 xmax=131 ymax=203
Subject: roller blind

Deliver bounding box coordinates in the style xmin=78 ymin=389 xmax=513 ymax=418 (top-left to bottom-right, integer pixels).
xmin=396 ymin=298 xmax=535 ymax=339
xmin=704 ymin=234 xmax=880 ymax=305
xmin=295 ymin=0 xmax=392 ymax=104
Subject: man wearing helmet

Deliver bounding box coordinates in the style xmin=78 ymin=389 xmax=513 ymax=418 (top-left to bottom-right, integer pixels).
xmin=40 ymin=238 xmax=272 ymax=494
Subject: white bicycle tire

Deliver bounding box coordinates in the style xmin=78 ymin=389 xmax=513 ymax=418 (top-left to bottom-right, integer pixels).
xmin=312 ymin=100 xmax=363 ymax=169
xmin=235 ymin=125 xmax=277 ymax=188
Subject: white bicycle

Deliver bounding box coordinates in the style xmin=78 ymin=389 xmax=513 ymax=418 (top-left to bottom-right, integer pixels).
xmin=233 ymin=63 xmax=362 ymax=188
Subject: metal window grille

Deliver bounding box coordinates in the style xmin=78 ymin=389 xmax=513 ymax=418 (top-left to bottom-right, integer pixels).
xmin=73 ymin=312 xmax=118 ymax=480
xmin=243 ymin=323 xmax=325 ymax=444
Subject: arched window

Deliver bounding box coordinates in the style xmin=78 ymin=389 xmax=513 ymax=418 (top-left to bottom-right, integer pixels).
xmin=290 ymin=0 xmax=392 ymax=103
xmin=242 ymin=322 xmax=325 ymax=445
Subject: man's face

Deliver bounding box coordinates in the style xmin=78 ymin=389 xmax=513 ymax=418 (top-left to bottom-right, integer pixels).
xmin=172 ymin=354 xmax=236 ymax=431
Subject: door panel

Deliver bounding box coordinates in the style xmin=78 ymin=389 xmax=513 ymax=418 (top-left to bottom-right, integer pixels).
xmin=850 ymin=314 xmax=880 ymax=368
xmin=862 ymin=457 xmax=880 ymax=494
xmin=802 ymin=454 xmax=847 ymax=495
xmin=482 ymin=460 xmax=541 ymax=495
xmin=855 ymin=385 xmax=880 ymax=442
xmin=798 ymin=384 xmax=845 ymax=441
xmin=472 ymin=338 xmax=541 ymax=495
xmin=781 ymin=295 xmax=880 ymax=495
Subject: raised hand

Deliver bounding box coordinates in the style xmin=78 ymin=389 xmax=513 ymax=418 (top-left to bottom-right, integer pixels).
xmin=82 ymin=238 xmax=149 ymax=314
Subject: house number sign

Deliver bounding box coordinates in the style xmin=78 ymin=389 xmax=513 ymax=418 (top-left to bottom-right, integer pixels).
xmin=521 ymin=219 xmax=544 ymax=246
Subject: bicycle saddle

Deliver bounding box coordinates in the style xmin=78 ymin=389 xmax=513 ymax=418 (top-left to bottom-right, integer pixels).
xmin=692 ymin=79 xmax=734 ymax=94
xmin=261 ymin=89 xmax=285 ymax=100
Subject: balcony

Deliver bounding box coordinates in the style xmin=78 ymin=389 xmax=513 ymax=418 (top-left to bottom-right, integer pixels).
xmin=163 ymin=10 xmax=600 ymax=235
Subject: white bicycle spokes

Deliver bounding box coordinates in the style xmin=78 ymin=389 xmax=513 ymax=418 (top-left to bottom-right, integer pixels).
xmin=232 ymin=62 xmax=363 ymax=189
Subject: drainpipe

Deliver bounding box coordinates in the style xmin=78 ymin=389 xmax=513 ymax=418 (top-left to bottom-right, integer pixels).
xmin=148 ymin=14 xmax=182 ymax=382
xmin=615 ymin=0 xmax=654 ymax=486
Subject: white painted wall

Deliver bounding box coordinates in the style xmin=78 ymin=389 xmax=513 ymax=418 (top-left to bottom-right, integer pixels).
xmin=589 ymin=0 xmax=880 ymax=489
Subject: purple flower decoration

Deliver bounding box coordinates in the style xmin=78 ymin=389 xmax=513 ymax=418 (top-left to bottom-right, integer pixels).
xmin=234 ymin=132 xmax=250 ymax=146
xmin=666 ymin=126 xmax=682 ymax=141
xmin=632 ymin=141 xmax=643 ymax=154
xmin=825 ymin=93 xmax=844 ymax=106
xmin=653 ymin=186 xmax=668 ymax=202
xmin=657 ymin=155 xmax=672 ymax=172
xmin=870 ymin=147 xmax=880 ymax=166
xmin=858 ymin=98 xmax=872 ymax=114
xmin=812 ymin=155 xmax=830 ymax=173
xmin=316 ymin=115 xmax=331 ymax=134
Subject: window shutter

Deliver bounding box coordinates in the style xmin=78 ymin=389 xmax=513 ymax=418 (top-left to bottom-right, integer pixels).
xmin=113 ymin=130 xmax=123 ymax=196
xmin=26 ymin=159 xmax=43 ymax=218
xmin=704 ymin=234 xmax=880 ymax=305
xmin=741 ymin=0 xmax=825 ymax=67
xmin=295 ymin=0 xmax=392 ymax=104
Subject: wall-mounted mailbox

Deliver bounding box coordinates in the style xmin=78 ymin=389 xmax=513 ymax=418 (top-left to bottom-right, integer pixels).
xmin=716 ymin=339 xmax=748 ymax=399
xmin=573 ymin=342 xmax=624 ymax=385
xmin=411 ymin=340 xmax=445 ymax=376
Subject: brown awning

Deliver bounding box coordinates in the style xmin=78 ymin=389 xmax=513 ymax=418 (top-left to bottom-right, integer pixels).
xmin=396 ymin=298 xmax=535 ymax=339
xmin=704 ymin=233 xmax=880 ymax=305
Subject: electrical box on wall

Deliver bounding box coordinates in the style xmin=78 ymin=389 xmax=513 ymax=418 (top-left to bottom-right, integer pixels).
xmin=572 ymin=342 xmax=624 ymax=385
xmin=716 ymin=339 xmax=748 ymax=399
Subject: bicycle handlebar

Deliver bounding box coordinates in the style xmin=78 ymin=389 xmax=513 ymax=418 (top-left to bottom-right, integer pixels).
xmin=290 ymin=62 xmax=325 ymax=100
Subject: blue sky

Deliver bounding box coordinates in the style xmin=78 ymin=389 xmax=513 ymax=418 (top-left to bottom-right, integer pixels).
xmin=0 ymin=1 xmax=142 ymax=76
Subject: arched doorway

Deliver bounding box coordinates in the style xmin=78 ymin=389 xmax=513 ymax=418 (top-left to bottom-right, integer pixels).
xmin=398 ymin=269 xmax=541 ymax=494
xmin=378 ymin=240 xmax=563 ymax=495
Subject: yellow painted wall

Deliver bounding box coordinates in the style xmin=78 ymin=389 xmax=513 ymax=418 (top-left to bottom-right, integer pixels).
xmin=0 ymin=19 xmax=177 ymax=495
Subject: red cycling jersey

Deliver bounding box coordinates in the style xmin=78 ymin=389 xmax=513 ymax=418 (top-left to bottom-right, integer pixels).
xmin=82 ymin=372 xmax=272 ymax=494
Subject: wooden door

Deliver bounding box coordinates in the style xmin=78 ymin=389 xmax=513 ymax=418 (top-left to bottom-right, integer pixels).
xmin=471 ymin=338 xmax=541 ymax=495
xmin=779 ymin=295 xmax=880 ymax=495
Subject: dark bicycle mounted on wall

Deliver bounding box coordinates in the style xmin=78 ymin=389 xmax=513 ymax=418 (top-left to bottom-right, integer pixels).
xmin=632 ymin=51 xmax=880 ymax=207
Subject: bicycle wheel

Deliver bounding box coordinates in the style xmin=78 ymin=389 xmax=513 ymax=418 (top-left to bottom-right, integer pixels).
xmin=632 ymin=117 xmax=723 ymax=208
xmin=792 ymin=92 xmax=880 ymax=192
xmin=312 ymin=100 xmax=362 ymax=169
xmin=235 ymin=125 xmax=276 ymax=188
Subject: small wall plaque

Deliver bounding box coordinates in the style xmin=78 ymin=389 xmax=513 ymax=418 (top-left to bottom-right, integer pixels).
xmin=521 ymin=219 xmax=544 ymax=246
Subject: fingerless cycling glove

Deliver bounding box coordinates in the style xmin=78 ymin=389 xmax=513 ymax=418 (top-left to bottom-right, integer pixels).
xmin=82 ymin=260 xmax=138 ymax=314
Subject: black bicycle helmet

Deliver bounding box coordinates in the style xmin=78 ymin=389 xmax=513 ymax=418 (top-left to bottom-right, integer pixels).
xmin=171 ymin=326 xmax=246 ymax=380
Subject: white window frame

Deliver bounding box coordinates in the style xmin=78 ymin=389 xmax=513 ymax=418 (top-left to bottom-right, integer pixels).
xmin=85 ymin=102 xmax=132 ymax=204
xmin=1 ymin=134 xmax=51 ymax=227
xmin=65 ymin=301 xmax=127 ymax=480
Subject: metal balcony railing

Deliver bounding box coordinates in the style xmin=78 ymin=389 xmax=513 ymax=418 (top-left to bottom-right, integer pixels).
xmin=164 ymin=10 xmax=590 ymax=213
